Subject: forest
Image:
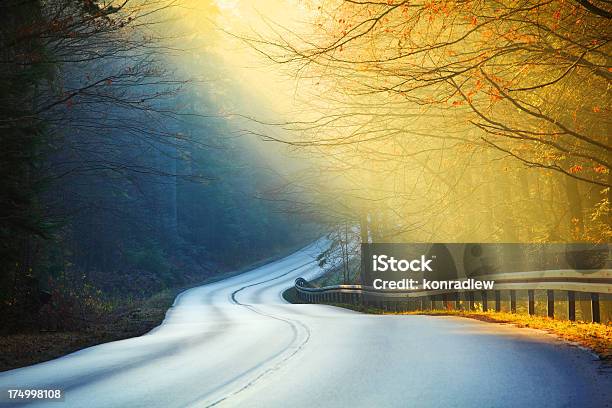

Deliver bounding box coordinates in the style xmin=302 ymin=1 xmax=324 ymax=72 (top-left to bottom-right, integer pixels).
xmin=0 ymin=0 xmax=319 ymax=338
xmin=0 ymin=0 xmax=610 ymax=364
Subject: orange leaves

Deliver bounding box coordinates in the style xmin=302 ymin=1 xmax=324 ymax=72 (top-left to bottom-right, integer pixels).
xmin=466 ymin=91 xmax=475 ymax=103
xmin=424 ymin=1 xmax=453 ymax=21
xmin=593 ymin=106 xmax=601 ymax=113
xmin=489 ymin=88 xmax=503 ymax=102
xmin=568 ymin=165 xmax=583 ymax=174
xmin=593 ymin=165 xmax=609 ymax=175
xmin=470 ymin=16 xmax=478 ymax=26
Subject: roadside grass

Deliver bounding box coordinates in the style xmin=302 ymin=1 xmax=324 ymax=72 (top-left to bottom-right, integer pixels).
xmin=0 ymin=288 xmax=179 ymax=372
xmin=311 ymin=302 xmax=612 ymax=363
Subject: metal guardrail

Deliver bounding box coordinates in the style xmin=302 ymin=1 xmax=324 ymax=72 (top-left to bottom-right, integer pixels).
xmin=294 ymin=269 xmax=612 ymax=323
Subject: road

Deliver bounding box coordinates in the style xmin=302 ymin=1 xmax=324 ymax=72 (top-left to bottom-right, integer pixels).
xmin=1 ymin=242 xmax=610 ymax=407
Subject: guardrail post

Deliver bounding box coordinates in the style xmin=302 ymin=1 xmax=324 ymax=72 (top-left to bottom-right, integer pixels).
xmin=495 ymin=291 xmax=501 ymax=312
xmin=528 ymin=290 xmax=535 ymax=315
xmin=547 ymin=290 xmax=554 ymax=318
xmin=591 ymin=293 xmax=600 ymax=323
xmin=510 ymin=290 xmax=516 ymax=313
xmin=482 ymin=291 xmax=488 ymax=312
xmin=567 ymin=291 xmax=575 ymax=321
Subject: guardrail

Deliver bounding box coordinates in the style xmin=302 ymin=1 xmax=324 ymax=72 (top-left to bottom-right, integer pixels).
xmin=294 ymin=269 xmax=612 ymax=323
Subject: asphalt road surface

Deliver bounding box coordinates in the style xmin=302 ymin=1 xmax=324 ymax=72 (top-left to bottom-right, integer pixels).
xmin=1 ymin=242 xmax=610 ymax=407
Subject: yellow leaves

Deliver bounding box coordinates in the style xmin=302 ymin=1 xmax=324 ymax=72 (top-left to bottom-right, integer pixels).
xmin=590 ymin=196 xmax=609 ymax=222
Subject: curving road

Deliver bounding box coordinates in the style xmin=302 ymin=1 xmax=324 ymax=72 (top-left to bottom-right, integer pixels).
xmin=1 ymin=242 xmax=611 ymax=407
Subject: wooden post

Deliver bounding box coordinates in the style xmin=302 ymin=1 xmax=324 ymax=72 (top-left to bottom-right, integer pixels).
xmin=568 ymin=291 xmax=576 ymax=321
xmin=495 ymin=291 xmax=501 ymax=312
xmin=482 ymin=291 xmax=488 ymax=312
xmin=547 ymin=290 xmax=554 ymax=318
xmin=591 ymin=293 xmax=600 ymax=323
xmin=468 ymin=292 xmax=474 ymax=311
xmin=455 ymin=292 xmax=461 ymax=310
xmin=528 ymin=290 xmax=535 ymax=315
xmin=510 ymin=290 xmax=517 ymax=313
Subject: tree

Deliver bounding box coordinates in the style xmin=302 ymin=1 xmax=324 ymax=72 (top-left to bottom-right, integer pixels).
xmin=238 ymin=0 xmax=611 ymax=243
